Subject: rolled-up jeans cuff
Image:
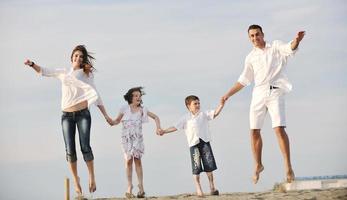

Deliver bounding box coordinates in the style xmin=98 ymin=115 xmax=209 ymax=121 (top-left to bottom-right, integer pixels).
xmin=83 ymin=152 xmax=94 ymax=162
xmin=66 ymin=154 xmax=77 ymax=163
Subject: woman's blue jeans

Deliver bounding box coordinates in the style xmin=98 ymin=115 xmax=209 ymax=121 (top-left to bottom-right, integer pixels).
xmin=61 ymin=108 xmax=94 ymax=163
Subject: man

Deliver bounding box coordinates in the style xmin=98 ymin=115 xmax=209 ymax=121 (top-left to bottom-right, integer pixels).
xmin=222 ymin=24 xmax=305 ymax=184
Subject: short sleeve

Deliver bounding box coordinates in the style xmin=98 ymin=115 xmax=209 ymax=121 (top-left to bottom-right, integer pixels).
xmin=119 ymin=105 xmax=129 ymax=114
xmin=273 ymin=40 xmax=297 ymax=57
xmin=237 ymin=57 xmax=254 ymax=86
xmin=204 ymin=110 xmax=215 ymax=120
xmin=174 ymin=116 xmax=187 ymax=130
xmin=141 ymin=107 xmax=149 ymax=123
xmin=40 ymin=67 xmax=66 ymax=78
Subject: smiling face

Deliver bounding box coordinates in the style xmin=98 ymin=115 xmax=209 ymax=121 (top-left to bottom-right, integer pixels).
xmin=131 ymin=91 xmax=142 ymax=106
xmin=71 ymin=50 xmax=84 ymax=69
xmin=248 ymin=28 xmax=265 ymax=48
xmin=187 ymin=100 xmax=200 ymax=114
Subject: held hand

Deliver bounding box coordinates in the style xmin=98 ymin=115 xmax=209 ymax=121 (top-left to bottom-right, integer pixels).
xmin=221 ymin=95 xmax=229 ymax=102
xmin=157 ymin=128 xmax=165 ymax=136
xmin=156 ymin=128 xmax=162 ymax=136
xmin=220 ymin=97 xmax=226 ymax=105
xmin=105 ymin=116 xmax=113 ymax=126
xmin=295 ymin=31 xmax=305 ymax=43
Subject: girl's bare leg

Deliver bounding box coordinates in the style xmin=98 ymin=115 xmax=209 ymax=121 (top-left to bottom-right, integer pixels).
xmin=134 ymin=157 xmax=145 ymax=196
xmin=125 ymin=157 xmax=134 ymax=194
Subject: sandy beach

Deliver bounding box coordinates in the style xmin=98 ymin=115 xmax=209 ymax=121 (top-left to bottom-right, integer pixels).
xmin=93 ymin=188 xmax=347 ymax=200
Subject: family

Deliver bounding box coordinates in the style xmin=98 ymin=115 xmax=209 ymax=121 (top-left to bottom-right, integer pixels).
xmin=24 ymin=25 xmax=305 ymax=198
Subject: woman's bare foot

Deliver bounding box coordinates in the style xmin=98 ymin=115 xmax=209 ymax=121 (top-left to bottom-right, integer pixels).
xmin=74 ymin=176 xmax=82 ymax=195
xmin=253 ymin=165 xmax=264 ymax=184
xmin=286 ymin=169 xmax=295 ymax=183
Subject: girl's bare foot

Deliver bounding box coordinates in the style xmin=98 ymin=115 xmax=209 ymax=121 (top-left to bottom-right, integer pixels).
xmin=286 ymin=169 xmax=295 ymax=183
xmin=137 ymin=184 xmax=145 ymax=198
xmin=127 ymin=184 xmax=133 ymax=194
xmin=253 ymin=165 xmax=264 ymax=184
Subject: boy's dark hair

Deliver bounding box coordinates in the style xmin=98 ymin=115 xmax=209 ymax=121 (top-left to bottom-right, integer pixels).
xmin=248 ymin=24 xmax=263 ymax=33
xmin=185 ymin=95 xmax=199 ymax=108
xmin=123 ymin=86 xmax=145 ymax=105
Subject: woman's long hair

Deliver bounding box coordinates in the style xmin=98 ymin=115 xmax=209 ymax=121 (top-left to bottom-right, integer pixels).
xmin=70 ymin=45 xmax=96 ymax=75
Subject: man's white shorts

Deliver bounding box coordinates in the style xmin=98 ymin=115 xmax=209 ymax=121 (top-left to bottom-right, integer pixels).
xmin=249 ymin=88 xmax=286 ymax=129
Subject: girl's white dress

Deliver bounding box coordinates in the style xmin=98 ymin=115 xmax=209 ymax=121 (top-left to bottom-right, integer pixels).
xmin=119 ymin=105 xmax=149 ymax=160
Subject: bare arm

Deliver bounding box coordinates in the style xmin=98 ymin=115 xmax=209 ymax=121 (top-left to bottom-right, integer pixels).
xmin=24 ymin=59 xmax=41 ymax=73
xmin=291 ymin=31 xmax=305 ymax=50
xmin=222 ymin=82 xmax=245 ymax=101
xmin=214 ymin=98 xmax=225 ymax=118
xmin=97 ymin=105 xmax=113 ymax=125
xmin=147 ymin=111 xmax=162 ymax=135
xmin=112 ymin=113 xmax=124 ymax=126
xmin=160 ymin=127 xmax=178 ymax=136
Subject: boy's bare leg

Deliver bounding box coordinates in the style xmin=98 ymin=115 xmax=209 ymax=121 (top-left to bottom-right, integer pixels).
xmin=274 ymin=127 xmax=295 ymax=183
xmin=251 ymin=129 xmax=264 ymax=184
xmin=134 ymin=158 xmax=145 ymax=194
xmin=68 ymin=161 xmax=82 ymax=195
xmin=206 ymin=172 xmax=217 ymax=193
xmin=86 ymin=160 xmax=96 ymax=193
xmin=125 ymin=157 xmax=134 ymax=194
xmin=193 ymin=175 xmax=204 ymax=196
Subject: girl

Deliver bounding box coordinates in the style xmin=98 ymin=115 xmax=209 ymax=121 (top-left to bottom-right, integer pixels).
xmin=24 ymin=45 xmax=112 ymax=197
xmin=112 ymin=87 xmax=161 ymax=198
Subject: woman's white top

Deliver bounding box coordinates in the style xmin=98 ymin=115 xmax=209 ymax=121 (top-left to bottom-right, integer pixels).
xmin=40 ymin=67 xmax=103 ymax=110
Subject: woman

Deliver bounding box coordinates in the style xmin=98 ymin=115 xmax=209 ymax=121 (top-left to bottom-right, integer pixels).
xmin=24 ymin=45 xmax=112 ymax=196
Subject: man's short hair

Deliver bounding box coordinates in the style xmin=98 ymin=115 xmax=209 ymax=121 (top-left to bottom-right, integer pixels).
xmin=248 ymin=24 xmax=263 ymax=33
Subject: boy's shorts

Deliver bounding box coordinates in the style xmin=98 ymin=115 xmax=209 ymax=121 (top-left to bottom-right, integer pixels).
xmin=189 ymin=138 xmax=217 ymax=175
xmin=250 ymin=88 xmax=286 ymax=129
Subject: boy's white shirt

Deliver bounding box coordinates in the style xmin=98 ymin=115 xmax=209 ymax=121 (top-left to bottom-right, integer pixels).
xmin=174 ymin=109 xmax=215 ymax=147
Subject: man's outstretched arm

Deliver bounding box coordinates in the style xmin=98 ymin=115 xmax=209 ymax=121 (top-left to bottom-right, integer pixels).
xmin=291 ymin=31 xmax=305 ymax=50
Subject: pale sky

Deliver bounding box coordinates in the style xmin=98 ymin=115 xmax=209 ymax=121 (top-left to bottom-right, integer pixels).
xmin=1 ymin=0 xmax=346 ymax=199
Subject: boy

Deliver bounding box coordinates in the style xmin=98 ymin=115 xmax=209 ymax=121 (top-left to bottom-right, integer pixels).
xmin=159 ymin=95 xmax=225 ymax=196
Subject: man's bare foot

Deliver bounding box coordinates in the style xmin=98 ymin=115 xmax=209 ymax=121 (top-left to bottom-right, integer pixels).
xmin=253 ymin=165 xmax=264 ymax=184
xmin=286 ymin=169 xmax=295 ymax=183
xmin=74 ymin=176 xmax=82 ymax=195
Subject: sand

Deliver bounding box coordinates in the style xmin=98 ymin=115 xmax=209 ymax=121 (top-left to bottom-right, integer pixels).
xmin=93 ymin=187 xmax=347 ymax=200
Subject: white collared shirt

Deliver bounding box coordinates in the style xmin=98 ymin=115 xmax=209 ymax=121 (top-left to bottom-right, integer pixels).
xmin=174 ymin=110 xmax=215 ymax=147
xmin=40 ymin=67 xmax=103 ymax=110
xmin=238 ymin=40 xmax=297 ymax=94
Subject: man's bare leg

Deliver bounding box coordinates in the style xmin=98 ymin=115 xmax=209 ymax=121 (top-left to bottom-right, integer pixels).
xmin=251 ymin=129 xmax=264 ymax=184
xmin=274 ymin=126 xmax=295 ymax=183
